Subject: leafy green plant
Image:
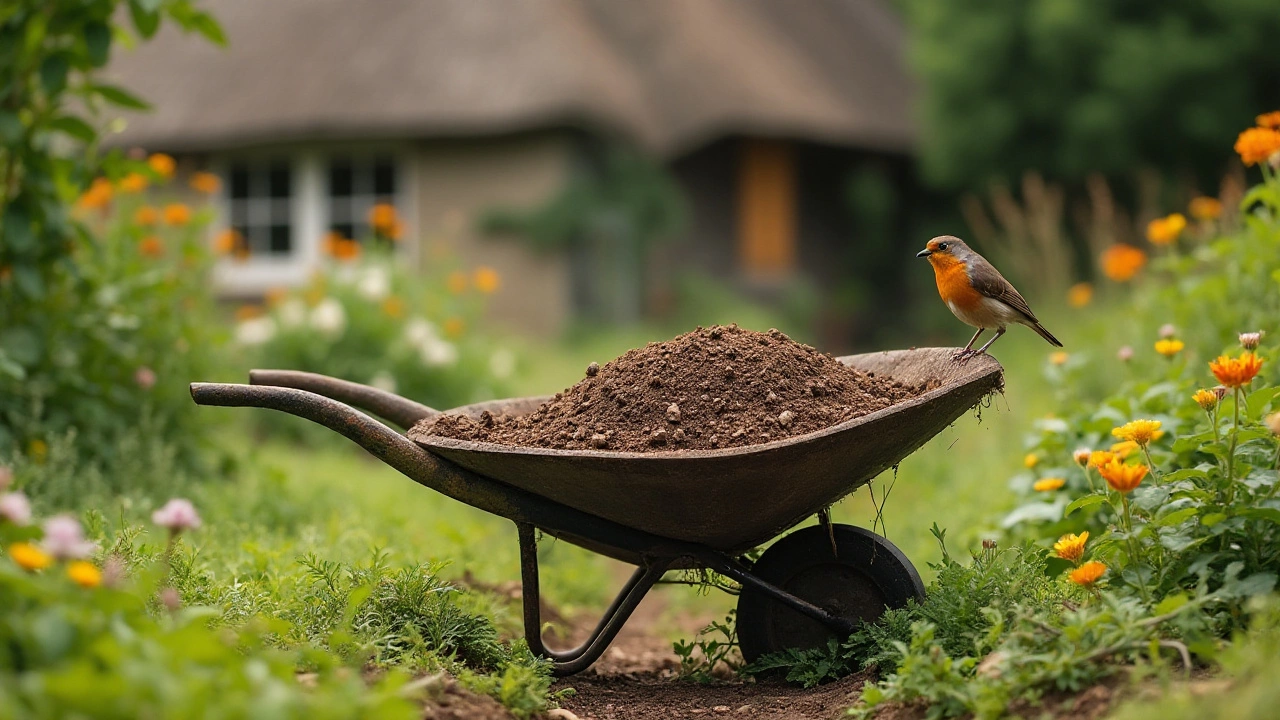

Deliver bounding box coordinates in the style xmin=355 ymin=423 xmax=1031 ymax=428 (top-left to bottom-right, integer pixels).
xmin=673 ymin=610 xmax=742 ymax=683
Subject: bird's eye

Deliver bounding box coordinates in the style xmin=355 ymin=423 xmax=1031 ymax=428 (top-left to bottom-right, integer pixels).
xmin=938 ymin=242 xmax=948 ymax=251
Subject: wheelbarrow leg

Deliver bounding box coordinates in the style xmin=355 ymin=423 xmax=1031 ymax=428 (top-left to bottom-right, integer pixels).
xmin=517 ymin=523 xmax=672 ymax=676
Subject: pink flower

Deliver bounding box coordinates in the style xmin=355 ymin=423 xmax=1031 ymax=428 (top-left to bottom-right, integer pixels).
xmin=1117 ymin=346 xmax=1134 ymax=362
xmin=0 ymin=465 xmax=11 ymax=491
xmin=1240 ymin=332 xmax=1263 ymax=351
xmin=134 ymin=366 xmax=157 ymax=390
xmin=0 ymin=492 xmax=31 ymax=525
xmin=152 ymin=498 xmax=201 ymax=533
xmin=1159 ymin=324 xmax=1177 ymax=339
xmin=41 ymin=515 xmax=98 ymax=560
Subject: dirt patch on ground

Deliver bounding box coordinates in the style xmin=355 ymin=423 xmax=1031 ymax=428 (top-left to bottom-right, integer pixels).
xmin=415 ymin=324 xmax=923 ymax=453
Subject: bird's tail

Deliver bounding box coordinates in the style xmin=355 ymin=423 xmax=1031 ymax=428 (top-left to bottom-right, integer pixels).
xmin=1029 ymin=321 xmax=1063 ymax=347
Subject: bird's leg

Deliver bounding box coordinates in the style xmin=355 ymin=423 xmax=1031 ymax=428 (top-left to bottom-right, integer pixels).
xmin=974 ymin=326 xmax=1007 ymax=355
xmin=953 ymin=328 xmax=985 ymax=360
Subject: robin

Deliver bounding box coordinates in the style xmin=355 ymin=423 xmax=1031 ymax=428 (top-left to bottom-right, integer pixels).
xmin=916 ymin=235 xmax=1062 ymax=359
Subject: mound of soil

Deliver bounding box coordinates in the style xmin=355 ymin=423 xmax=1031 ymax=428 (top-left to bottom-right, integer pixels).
xmin=415 ymin=324 xmax=923 ymax=453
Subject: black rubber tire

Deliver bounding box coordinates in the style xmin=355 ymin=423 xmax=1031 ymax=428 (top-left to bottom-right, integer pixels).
xmin=736 ymin=524 xmax=925 ymax=663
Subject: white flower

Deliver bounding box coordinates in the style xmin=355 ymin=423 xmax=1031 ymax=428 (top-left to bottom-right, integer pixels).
xmin=419 ymin=338 xmax=458 ymax=368
xmin=357 ymin=266 xmax=391 ymax=301
xmin=369 ymin=371 xmax=397 ymax=394
xmin=489 ymin=348 xmax=516 ymax=379
xmin=309 ymin=298 xmax=347 ymax=337
xmin=152 ymin=498 xmax=202 ymax=532
xmin=404 ymin=317 xmax=438 ymax=346
xmin=235 ymin=317 xmax=277 ymax=346
xmin=41 ymin=515 xmax=97 ymax=560
xmin=278 ymin=299 xmax=307 ymax=328
xmin=0 ymin=492 xmax=31 ymax=525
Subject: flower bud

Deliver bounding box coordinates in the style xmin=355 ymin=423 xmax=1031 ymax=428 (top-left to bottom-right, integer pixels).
xmin=1213 ymin=385 xmax=1229 ymax=401
xmin=1117 ymin=346 xmax=1134 ymax=362
xmin=1240 ymin=332 xmax=1263 ymax=350
xmin=1193 ymin=389 xmax=1219 ymax=411
xmin=1073 ymin=448 xmax=1092 ymax=466
xmin=1159 ymin=324 xmax=1177 ymax=339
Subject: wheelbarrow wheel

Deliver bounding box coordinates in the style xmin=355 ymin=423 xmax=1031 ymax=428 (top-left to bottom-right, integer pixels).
xmin=735 ymin=524 xmax=924 ymax=663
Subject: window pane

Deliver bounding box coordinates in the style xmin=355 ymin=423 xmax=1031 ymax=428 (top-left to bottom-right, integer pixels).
xmin=329 ymin=158 xmax=353 ymax=196
xmin=268 ymin=161 xmax=291 ymax=198
xmin=269 ymin=225 xmax=292 ymax=253
xmin=373 ymin=156 xmax=396 ymax=196
xmin=229 ymin=164 xmax=250 ymax=199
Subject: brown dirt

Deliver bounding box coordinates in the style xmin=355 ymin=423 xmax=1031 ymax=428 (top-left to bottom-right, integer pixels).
xmin=416 ymin=324 xmax=923 ymax=453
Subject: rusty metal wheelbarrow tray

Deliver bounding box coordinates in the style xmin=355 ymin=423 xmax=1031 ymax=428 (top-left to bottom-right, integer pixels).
xmin=189 ymin=347 xmax=1001 ymax=675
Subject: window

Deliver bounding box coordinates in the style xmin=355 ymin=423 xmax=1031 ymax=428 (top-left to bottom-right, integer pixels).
xmin=226 ymin=158 xmax=294 ymax=255
xmin=326 ymin=154 xmax=399 ymax=240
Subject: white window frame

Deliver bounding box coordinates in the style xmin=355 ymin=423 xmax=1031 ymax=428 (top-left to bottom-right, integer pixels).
xmin=210 ymin=144 xmax=415 ymax=295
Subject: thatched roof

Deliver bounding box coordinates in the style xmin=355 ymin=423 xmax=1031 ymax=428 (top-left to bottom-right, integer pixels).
xmin=105 ymin=0 xmax=914 ymax=157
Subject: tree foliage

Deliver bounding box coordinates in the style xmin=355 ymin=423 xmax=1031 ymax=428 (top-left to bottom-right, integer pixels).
xmin=904 ymin=0 xmax=1280 ymax=189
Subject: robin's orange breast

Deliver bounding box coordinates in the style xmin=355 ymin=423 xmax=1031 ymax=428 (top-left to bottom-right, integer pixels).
xmin=931 ymin=256 xmax=984 ymax=311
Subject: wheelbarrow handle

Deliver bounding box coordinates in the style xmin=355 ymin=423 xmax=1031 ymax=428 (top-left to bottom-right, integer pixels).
xmin=248 ymin=369 xmax=437 ymax=430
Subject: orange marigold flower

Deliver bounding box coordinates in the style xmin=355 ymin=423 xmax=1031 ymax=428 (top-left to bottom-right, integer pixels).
xmin=76 ymin=178 xmax=115 ymax=209
xmin=163 ymin=203 xmax=190 ymax=226
xmin=474 ymin=266 xmax=500 ymax=294
xmin=189 ymin=171 xmax=221 ymax=194
xmin=67 ymin=560 xmax=102 ymax=588
xmin=1146 ymin=213 xmax=1186 ymax=245
xmin=119 ymin=172 xmax=149 ymax=193
xmin=1154 ymin=338 xmax=1184 ymax=357
xmin=235 ymin=304 xmax=264 ymax=322
xmin=138 ymin=236 xmax=164 ymax=258
xmin=369 ymin=203 xmax=399 ymax=234
xmin=8 ymin=542 xmax=52 ymax=571
xmin=1067 ymin=282 xmax=1093 ymax=308
xmin=1112 ymin=419 xmax=1162 ymax=446
xmin=213 ymin=228 xmax=242 ymax=255
xmin=1050 ymin=351 xmax=1069 ymax=366
xmin=1033 ymin=477 xmax=1065 ymax=492
xmin=264 ymin=287 xmax=289 ymax=307
xmin=1193 ymin=388 xmax=1219 ymax=411
xmin=1023 ymin=453 xmax=1039 ymax=469
xmin=381 ymin=296 xmax=406 ymax=318
xmin=1109 ymin=440 xmax=1139 ymax=458
xmin=447 ymin=270 xmax=468 ymax=294
xmin=1188 ymin=197 xmax=1222 ymax=221
xmin=1258 ymin=111 xmax=1280 ymax=129
xmin=444 ymin=317 xmax=465 ymax=338
xmin=1235 ymin=127 xmax=1280 ymax=166
xmin=1099 ymin=458 xmax=1148 ymax=494
xmin=1054 ymin=532 xmax=1089 ymax=563
xmin=1100 ymin=244 xmax=1147 ymax=282
xmin=1069 ymin=560 xmax=1107 ymax=587
xmin=148 ymin=153 xmax=175 ymax=179
xmin=1210 ymin=352 xmax=1263 ymax=388
xmin=134 ymin=206 xmax=159 ymax=226
xmin=324 ymin=233 xmax=361 ymax=261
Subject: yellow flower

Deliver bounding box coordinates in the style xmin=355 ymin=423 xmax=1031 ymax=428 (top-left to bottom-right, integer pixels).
xmin=1053 ymin=532 xmax=1089 ymax=563
xmin=76 ymin=178 xmax=114 ymax=209
xmin=381 ymin=296 xmax=405 ymax=318
xmin=28 ymin=439 xmax=47 ymax=464
xmin=163 ymin=203 xmax=190 ymax=226
xmin=1192 ymin=389 xmax=1219 ymax=411
xmin=1112 ymin=419 xmax=1162 ymax=446
xmin=1266 ymin=412 xmax=1280 ymax=437
xmin=1258 ymin=111 xmax=1280 ymax=129
xmin=9 ymin=542 xmax=52 ymax=571
xmin=138 ymin=236 xmax=164 ymax=258
xmin=1188 ymin=197 xmax=1222 ymax=221
xmin=1235 ymin=127 xmax=1280 ymax=166
xmin=1210 ymin=353 xmax=1263 ymax=389
xmin=1099 ymin=458 xmax=1148 ymax=494
xmin=1146 ymin=213 xmax=1186 ymax=245
xmin=1088 ymin=450 xmax=1116 ymax=469
xmin=446 ymin=270 xmax=468 ymax=294
xmin=1100 ymin=244 xmax=1147 ymax=282
xmin=134 ymin=206 xmax=159 ymax=226
xmin=67 ymin=561 xmax=102 ymax=588
xmin=1023 ymin=453 xmax=1039 ymax=469
xmin=474 ymin=266 xmax=500 ymax=294
xmin=1033 ymin=477 xmax=1065 ymax=492
xmin=147 ymin=153 xmax=175 ymax=179
xmin=443 ymin=317 xmax=465 ymax=338
xmin=1154 ymin=338 xmax=1184 ymax=357
xmin=189 ymin=171 xmax=221 ymax=194
xmin=119 ymin=172 xmax=149 ymax=193
xmin=1069 ymin=560 xmax=1107 ymax=587
xmin=1109 ymin=440 xmax=1139 ymax=458
xmin=1066 ymin=282 xmax=1093 ymax=308
xmin=1049 ymin=351 xmax=1069 ymax=366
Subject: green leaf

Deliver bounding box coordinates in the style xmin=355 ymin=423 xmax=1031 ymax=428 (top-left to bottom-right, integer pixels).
xmin=129 ymin=0 xmax=160 ymax=38
xmin=48 ymin=116 xmax=96 ymax=143
xmin=1 ymin=204 xmax=35 ymax=252
xmin=1237 ymin=507 xmax=1280 ymax=524
xmin=85 ymin=22 xmax=112 ymax=67
xmin=1161 ymin=467 xmax=1208 ymax=483
xmin=1065 ymin=494 xmax=1107 ymax=516
xmin=1153 ymin=592 xmax=1188 ymax=615
xmin=1200 ymin=512 xmax=1228 ymax=527
xmin=0 ymin=326 xmax=42 ymax=367
xmin=40 ymin=54 xmax=70 ymax=95
xmin=12 ymin=264 xmax=44 ymax=299
xmin=1155 ymin=507 xmax=1198 ymax=526
xmin=1246 ymin=386 xmax=1280 ymax=418
xmin=90 ymin=84 xmax=150 ymax=110
xmin=188 ymin=12 xmax=227 ymax=45
xmin=0 ymin=111 xmax=22 ymax=145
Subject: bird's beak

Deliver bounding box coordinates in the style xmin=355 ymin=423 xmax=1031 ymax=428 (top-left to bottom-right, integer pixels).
xmin=916 ymin=248 xmax=932 ymax=258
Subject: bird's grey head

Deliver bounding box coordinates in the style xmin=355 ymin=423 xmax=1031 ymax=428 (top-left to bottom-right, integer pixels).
xmin=916 ymin=235 xmax=973 ymax=259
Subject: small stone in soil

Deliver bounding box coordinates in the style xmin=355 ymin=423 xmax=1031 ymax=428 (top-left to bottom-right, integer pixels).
xmin=586 ymin=361 xmax=599 ymax=377
xmin=666 ymin=403 xmax=681 ymax=423
xmin=590 ymin=433 xmax=608 ymax=448
xmin=778 ymin=410 xmax=795 ymax=427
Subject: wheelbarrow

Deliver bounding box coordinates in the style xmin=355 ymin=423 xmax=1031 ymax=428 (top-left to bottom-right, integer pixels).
xmin=190 ymin=347 xmax=1002 ymax=675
